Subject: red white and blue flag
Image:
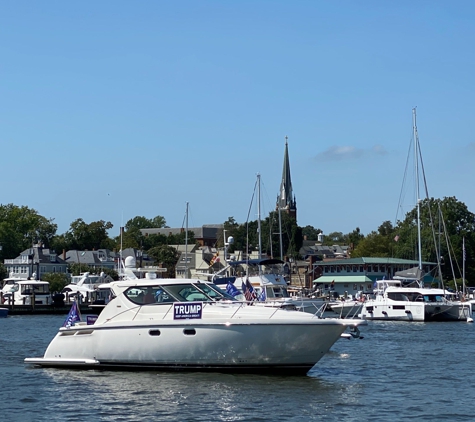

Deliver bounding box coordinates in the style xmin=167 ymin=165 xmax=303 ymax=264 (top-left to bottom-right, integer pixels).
xmin=243 ymin=279 xmax=257 ymax=301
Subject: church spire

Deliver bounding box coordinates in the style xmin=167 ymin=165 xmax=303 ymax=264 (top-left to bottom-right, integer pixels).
xmin=277 ymin=136 xmax=297 ymax=220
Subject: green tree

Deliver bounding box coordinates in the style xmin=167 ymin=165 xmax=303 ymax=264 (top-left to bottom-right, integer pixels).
xmin=326 ymin=232 xmax=345 ymax=244
xmin=120 ymin=215 xmax=168 ymax=249
xmin=345 ymin=227 xmax=365 ymax=250
xmin=0 ymin=204 xmax=57 ymax=259
xmin=42 ymin=272 xmax=69 ymax=293
xmin=301 ymin=225 xmax=322 ymax=241
xmin=147 ymin=245 xmax=180 ymax=278
xmin=394 ymin=197 xmax=475 ymax=283
xmin=0 ymin=263 xmax=7 ymax=281
xmin=56 ymin=219 xmax=114 ymax=251
xmin=351 ymin=221 xmax=396 ymax=258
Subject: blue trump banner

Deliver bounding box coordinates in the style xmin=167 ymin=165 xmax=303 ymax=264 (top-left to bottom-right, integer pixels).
xmin=62 ymin=301 xmax=81 ymax=328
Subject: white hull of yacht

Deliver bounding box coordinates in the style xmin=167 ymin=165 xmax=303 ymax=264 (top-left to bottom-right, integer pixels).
xmin=26 ymin=318 xmax=347 ymax=373
xmin=361 ymin=300 xmax=472 ymax=322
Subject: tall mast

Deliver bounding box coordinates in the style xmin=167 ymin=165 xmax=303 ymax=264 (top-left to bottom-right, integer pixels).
xmin=463 ymin=236 xmax=466 ymax=296
xmin=413 ymin=108 xmax=423 ymax=271
xmin=185 ymin=201 xmax=188 ymax=277
xmin=257 ymin=173 xmax=262 ymax=259
xmin=278 ymin=201 xmax=283 ymax=261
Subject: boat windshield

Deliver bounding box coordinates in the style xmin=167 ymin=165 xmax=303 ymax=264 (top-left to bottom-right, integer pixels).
xmin=124 ymin=282 xmax=236 ymax=305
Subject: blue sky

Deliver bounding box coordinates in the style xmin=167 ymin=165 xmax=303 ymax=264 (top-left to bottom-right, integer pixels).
xmin=1 ymin=1 xmax=475 ymax=237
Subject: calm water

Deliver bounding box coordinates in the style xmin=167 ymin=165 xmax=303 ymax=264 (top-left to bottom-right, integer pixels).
xmin=2 ymin=314 xmax=475 ymax=421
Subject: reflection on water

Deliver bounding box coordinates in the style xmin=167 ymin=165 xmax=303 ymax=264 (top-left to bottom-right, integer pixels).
xmin=3 ymin=315 xmax=475 ymax=421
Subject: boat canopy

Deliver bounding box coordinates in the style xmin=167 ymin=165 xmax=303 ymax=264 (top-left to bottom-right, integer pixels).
xmin=393 ymin=266 xmax=423 ymax=280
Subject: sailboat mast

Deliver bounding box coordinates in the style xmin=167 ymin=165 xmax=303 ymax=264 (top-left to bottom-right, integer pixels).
xmin=413 ymin=108 xmax=423 ymax=270
xmin=257 ymin=173 xmax=262 ymax=259
xmin=185 ymin=201 xmax=189 ymax=277
xmin=463 ymin=236 xmax=466 ymax=296
xmin=278 ymin=202 xmax=283 ymax=261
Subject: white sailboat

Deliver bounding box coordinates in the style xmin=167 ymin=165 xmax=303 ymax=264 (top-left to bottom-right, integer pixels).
xmin=361 ymin=109 xmax=472 ymax=322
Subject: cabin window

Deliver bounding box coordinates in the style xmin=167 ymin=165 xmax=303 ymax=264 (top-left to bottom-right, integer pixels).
xmin=343 ymin=284 xmax=349 ymax=288
xmin=124 ymin=286 xmax=176 ymax=305
xmin=330 ymin=266 xmax=334 ymax=273
xmin=336 ymin=266 xmax=341 ymax=273
xmin=359 ymin=266 xmax=363 ymax=272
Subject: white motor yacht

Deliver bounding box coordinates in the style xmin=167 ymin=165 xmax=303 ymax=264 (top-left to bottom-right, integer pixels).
xmin=25 ymin=277 xmax=365 ymax=374
xmin=360 ymin=280 xmax=472 ymax=322
xmin=61 ymin=272 xmax=113 ymax=302
xmin=2 ymin=279 xmax=51 ymax=306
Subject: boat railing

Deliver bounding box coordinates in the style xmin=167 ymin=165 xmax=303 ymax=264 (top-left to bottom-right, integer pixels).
xmin=102 ymin=299 xmax=328 ymax=324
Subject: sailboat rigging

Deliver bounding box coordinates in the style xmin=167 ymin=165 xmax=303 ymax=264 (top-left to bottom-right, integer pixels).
xmin=360 ymin=108 xmax=473 ymax=321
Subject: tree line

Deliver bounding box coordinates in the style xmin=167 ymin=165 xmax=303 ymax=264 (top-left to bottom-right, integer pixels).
xmin=0 ymin=195 xmax=474 ymax=288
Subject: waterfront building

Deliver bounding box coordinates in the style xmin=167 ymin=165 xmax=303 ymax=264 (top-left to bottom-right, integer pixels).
xmin=312 ymin=257 xmax=439 ymax=298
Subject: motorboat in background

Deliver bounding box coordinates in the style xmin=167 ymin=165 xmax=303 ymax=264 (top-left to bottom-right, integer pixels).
xmin=25 ymin=277 xmax=366 ymax=375
xmin=2 ymin=279 xmax=51 ymax=306
xmin=61 ymin=272 xmax=113 ymax=302
xmin=212 ymin=258 xmax=327 ymax=314
xmin=360 ymin=278 xmax=472 ymax=322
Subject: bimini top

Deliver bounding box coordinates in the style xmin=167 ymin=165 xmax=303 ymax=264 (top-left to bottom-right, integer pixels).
xmin=229 ymin=258 xmax=285 ymax=267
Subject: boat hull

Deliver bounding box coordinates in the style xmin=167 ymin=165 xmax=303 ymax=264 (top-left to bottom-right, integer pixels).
xmin=26 ymin=319 xmax=348 ymax=374
xmin=361 ymin=301 xmax=472 ymax=321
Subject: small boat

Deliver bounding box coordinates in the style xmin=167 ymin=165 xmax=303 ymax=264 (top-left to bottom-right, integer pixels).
xmin=2 ymin=279 xmax=51 ymax=305
xmin=61 ymin=271 xmax=113 ymax=302
xmin=360 ymin=279 xmax=472 ymax=321
xmin=25 ymin=277 xmax=366 ymax=375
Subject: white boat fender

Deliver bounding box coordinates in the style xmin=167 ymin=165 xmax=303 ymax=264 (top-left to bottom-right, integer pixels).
xmin=467 ymin=317 xmax=474 ymax=323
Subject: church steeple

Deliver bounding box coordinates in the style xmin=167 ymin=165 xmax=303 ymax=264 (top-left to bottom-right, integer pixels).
xmin=277 ymin=137 xmax=297 ymax=220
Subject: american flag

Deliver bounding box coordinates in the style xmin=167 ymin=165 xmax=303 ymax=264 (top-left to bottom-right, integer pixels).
xmin=244 ymin=279 xmax=257 ymax=301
